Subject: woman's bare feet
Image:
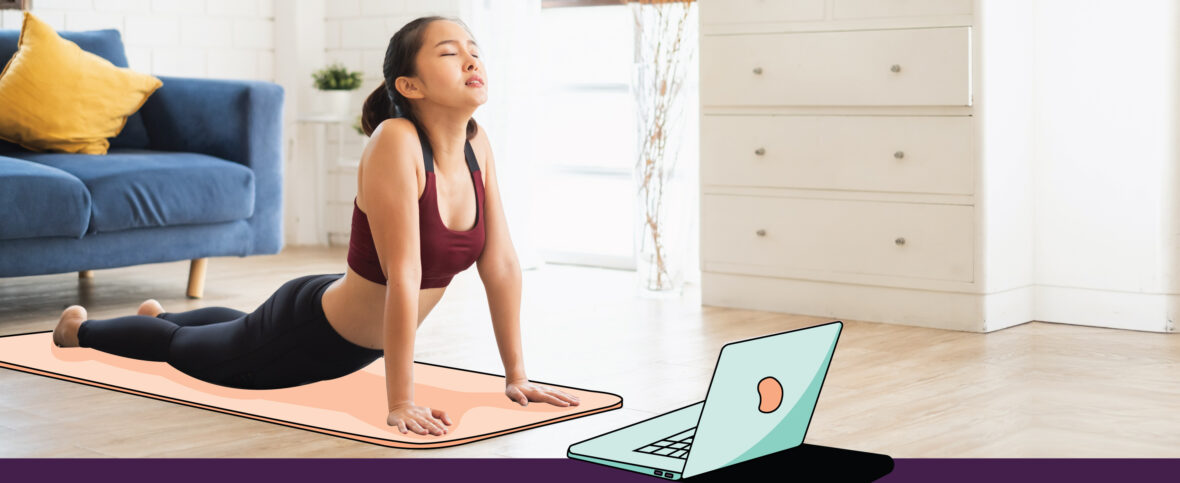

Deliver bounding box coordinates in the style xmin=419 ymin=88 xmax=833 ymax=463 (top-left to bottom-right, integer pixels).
xmin=53 ymin=305 xmax=87 ymax=348
xmin=137 ymin=299 xmax=165 ymax=318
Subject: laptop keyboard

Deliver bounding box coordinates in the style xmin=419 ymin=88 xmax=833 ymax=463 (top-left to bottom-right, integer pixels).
xmin=634 ymin=427 xmax=696 ymax=459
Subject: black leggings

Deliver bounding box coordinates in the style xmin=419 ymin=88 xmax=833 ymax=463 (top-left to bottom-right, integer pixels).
xmin=76 ymin=273 xmax=384 ymax=390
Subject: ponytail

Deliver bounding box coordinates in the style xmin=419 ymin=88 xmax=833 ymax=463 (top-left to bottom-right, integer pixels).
xmin=360 ymin=80 xmax=395 ymax=137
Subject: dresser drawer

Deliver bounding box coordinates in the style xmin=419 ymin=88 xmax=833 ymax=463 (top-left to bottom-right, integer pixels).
xmin=699 ymin=0 xmax=825 ymax=25
xmin=701 ymin=115 xmax=974 ymax=195
xmin=834 ymin=0 xmax=973 ymax=19
xmin=701 ymin=194 xmax=973 ymax=282
xmin=701 ymin=27 xmax=971 ymax=107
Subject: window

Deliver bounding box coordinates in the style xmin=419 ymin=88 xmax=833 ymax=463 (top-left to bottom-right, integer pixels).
xmin=537 ymin=3 xmax=637 ymax=269
xmin=536 ymin=0 xmax=699 ymax=283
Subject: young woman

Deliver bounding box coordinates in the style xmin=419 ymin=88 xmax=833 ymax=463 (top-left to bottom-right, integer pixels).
xmin=52 ymin=16 xmax=579 ymax=437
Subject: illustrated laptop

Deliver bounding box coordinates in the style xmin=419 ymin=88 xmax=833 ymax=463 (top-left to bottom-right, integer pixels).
xmin=567 ymin=321 xmax=843 ymax=480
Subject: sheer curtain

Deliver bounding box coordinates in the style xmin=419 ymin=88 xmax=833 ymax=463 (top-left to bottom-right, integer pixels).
xmin=459 ymin=0 xmax=544 ymax=270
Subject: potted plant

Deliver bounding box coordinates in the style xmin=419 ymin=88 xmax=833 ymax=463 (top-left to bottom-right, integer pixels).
xmin=311 ymin=62 xmax=364 ymax=119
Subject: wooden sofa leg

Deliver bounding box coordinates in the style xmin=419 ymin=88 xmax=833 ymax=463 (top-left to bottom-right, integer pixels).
xmin=187 ymin=258 xmax=207 ymax=299
xmin=78 ymin=270 xmax=93 ymax=279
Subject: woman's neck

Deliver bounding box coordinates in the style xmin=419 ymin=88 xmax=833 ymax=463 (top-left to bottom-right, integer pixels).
xmin=417 ymin=114 xmax=471 ymax=169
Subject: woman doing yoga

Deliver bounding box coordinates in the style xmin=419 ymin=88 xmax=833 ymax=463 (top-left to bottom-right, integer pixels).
xmin=51 ymin=16 xmax=579 ymax=436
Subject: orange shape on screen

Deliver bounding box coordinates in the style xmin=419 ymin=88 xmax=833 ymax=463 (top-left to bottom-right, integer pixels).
xmin=757 ymin=376 xmax=783 ymax=413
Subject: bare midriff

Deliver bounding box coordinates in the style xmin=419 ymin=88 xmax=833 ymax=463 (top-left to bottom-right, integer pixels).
xmin=320 ymin=267 xmax=447 ymax=351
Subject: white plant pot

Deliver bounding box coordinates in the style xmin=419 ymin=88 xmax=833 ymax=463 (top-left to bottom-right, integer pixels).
xmin=318 ymin=90 xmax=353 ymax=120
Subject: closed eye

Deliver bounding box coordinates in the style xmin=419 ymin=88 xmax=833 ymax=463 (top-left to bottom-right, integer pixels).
xmin=443 ymin=53 xmax=479 ymax=58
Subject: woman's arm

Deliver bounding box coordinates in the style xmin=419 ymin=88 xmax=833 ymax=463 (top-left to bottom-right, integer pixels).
xmin=474 ymin=129 xmax=525 ymax=381
xmin=481 ymin=257 xmax=525 ymax=383
xmin=384 ymin=278 xmax=419 ymax=409
xmin=474 ymin=132 xmax=579 ymax=408
xmin=361 ymin=119 xmax=450 ymax=435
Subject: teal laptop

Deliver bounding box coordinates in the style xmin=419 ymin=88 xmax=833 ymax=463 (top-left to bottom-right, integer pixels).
xmin=567 ymin=321 xmax=843 ymax=480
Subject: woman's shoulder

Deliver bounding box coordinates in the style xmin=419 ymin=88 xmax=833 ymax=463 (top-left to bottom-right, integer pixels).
xmin=362 ymin=119 xmax=423 ymax=166
xmin=372 ymin=118 xmax=420 ymax=144
xmin=358 ymin=118 xmax=426 ymax=207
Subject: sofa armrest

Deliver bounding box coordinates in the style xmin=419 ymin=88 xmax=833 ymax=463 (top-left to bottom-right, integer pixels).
xmin=139 ymin=76 xmax=285 ymax=255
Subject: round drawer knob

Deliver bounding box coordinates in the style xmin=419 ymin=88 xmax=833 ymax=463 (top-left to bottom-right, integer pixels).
xmin=753 ymin=66 xmax=763 ymax=75
xmin=894 ymin=151 xmax=905 ymax=159
xmin=895 ymin=237 xmax=906 ymax=246
xmin=756 ymin=229 xmax=767 ymax=237
xmin=891 ymin=64 xmax=901 ymax=73
xmin=755 ymin=147 xmax=766 ymax=156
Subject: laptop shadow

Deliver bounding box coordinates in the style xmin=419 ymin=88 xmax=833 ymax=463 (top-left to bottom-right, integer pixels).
xmin=685 ymin=444 xmax=894 ymax=482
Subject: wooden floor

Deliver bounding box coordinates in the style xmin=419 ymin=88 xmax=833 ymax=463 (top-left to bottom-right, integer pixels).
xmin=1 ymin=245 xmax=1178 ymax=458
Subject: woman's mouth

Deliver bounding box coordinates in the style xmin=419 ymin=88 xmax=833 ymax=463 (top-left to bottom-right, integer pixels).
xmin=466 ymin=77 xmax=484 ymax=88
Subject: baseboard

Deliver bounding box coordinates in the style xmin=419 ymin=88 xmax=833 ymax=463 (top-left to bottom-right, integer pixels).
xmin=702 ymin=272 xmax=1180 ymax=333
xmin=1034 ymin=286 xmax=1174 ymax=333
xmin=701 ymin=272 xmax=1017 ymax=332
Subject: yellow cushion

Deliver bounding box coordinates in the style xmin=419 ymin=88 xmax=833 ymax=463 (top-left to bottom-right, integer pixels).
xmin=0 ymin=11 xmax=162 ymax=155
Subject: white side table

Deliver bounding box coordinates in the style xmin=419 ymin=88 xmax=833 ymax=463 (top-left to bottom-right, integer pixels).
xmin=296 ymin=114 xmax=349 ymax=246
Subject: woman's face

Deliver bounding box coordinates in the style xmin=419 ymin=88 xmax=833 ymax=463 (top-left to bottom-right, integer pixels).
xmin=398 ymin=20 xmax=487 ymax=110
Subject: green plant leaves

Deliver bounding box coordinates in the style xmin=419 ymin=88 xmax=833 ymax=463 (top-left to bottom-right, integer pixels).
xmin=312 ymin=62 xmax=364 ymax=90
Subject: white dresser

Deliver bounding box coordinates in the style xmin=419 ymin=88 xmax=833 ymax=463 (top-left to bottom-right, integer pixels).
xmin=698 ymin=0 xmax=1037 ymax=332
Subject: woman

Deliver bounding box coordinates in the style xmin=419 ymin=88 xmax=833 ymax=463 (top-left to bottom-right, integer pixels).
xmin=52 ymin=16 xmax=579 ymax=437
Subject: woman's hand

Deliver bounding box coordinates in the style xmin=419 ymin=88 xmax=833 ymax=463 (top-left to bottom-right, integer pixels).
xmin=387 ymin=402 xmax=452 ymax=436
xmin=505 ymin=379 xmax=581 ymax=407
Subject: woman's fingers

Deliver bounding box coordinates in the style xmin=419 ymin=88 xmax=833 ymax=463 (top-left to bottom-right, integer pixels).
xmin=431 ymin=407 xmax=453 ymax=426
xmin=398 ymin=417 xmax=445 ymax=436
xmin=508 ymin=386 xmax=528 ymax=405
xmin=527 ymin=386 xmax=567 ymax=406
xmin=389 ymin=406 xmax=452 ymax=436
xmin=419 ymin=414 xmax=446 ymax=435
xmin=506 ymin=383 xmax=582 ymax=408
xmin=406 ymin=419 xmax=427 ymax=435
xmin=556 ymin=390 xmax=581 ymax=405
xmin=506 ymin=385 xmax=523 ymax=401
xmin=539 ymin=387 xmax=580 ymax=406
xmin=416 ymin=417 xmax=439 ymax=435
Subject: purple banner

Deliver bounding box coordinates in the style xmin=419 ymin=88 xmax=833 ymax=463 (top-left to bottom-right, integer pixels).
xmin=1 ymin=458 xmax=1179 ymax=482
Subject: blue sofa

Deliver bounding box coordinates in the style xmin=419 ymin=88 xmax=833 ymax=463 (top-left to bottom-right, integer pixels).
xmin=0 ymin=28 xmax=284 ymax=298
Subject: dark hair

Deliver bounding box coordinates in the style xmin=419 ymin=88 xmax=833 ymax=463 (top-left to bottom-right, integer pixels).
xmin=361 ymin=16 xmax=480 ymax=143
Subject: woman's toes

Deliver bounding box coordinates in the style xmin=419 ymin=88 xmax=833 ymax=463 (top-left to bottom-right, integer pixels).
xmin=53 ymin=305 xmax=87 ymax=348
xmin=137 ymin=299 xmax=164 ymax=317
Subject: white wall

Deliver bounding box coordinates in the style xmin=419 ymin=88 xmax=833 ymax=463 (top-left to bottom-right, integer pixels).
xmin=976 ymin=0 xmax=1036 ymax=330
xmin=1031 ymin=0 xmax=1179 ymax=331
xmin=2 ymin=0 xmax=276 ymax=81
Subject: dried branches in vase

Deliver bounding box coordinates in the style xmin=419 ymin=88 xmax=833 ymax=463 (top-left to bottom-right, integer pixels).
xmin=631 ymin=0 xmax=695 ymax=294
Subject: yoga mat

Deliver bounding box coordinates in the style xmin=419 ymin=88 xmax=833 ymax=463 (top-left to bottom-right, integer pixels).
xmin=0 ymin=330 xmax=622 ymax=449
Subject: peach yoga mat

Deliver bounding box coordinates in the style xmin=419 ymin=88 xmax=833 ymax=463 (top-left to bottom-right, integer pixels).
xmin=0 ymin=330 xmax=622 ymax=449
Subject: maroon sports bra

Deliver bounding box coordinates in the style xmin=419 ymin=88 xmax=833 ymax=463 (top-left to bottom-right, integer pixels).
xmin=347 ymin=131 xmax=486 ymax=289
